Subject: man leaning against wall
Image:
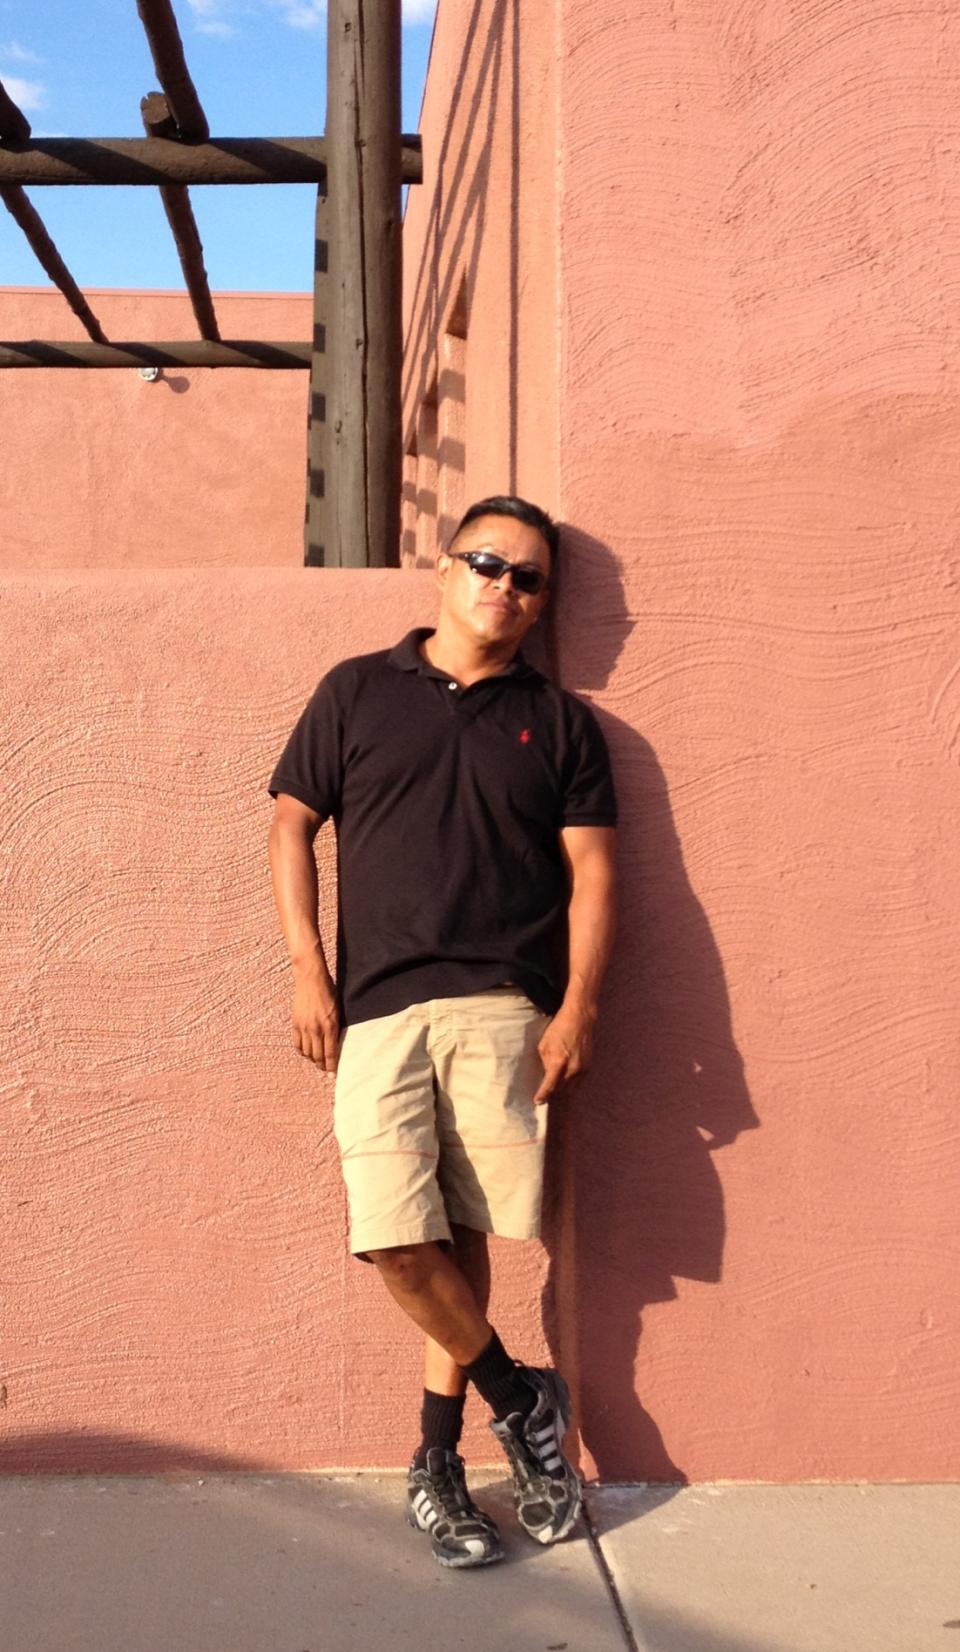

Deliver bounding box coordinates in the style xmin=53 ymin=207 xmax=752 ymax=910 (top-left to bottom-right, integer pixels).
xmin=267 ymin=495 xmax=617 ymax=1569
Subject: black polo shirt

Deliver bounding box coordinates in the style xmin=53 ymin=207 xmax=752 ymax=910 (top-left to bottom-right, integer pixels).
xmin=268 ymin=628 xmax=617 ymax=1025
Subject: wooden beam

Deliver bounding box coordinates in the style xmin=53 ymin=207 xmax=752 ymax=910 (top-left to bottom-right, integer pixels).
xmin=0 ymin=186 xmax=107 ymax=343
xmin=135 ymin=0 xmax=210 ymax=141
xmin=0 ymin=136 xmax=423 ymax=188
xmin=142 ymin=93 xmax=220 ymax=341
xmin=0 ymin=341 xmax=313 ymax=368
xmin=304 ymin=187 xmax=328 ymax=566
xmin=325 ymin=0 xmax=403 ymax=568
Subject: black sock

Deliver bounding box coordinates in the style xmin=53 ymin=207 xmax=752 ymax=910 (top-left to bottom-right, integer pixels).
xmin=412 ymin=1389 xmax=466 ymax=1471
xmin=460 ymin=1331 xmax=536 ymax=1422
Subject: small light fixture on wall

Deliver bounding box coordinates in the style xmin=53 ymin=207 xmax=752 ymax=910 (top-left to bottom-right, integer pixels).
xmin=138 ymin=366 xmax=161 ymax=383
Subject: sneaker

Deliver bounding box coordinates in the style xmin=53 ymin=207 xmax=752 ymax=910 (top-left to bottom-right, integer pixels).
xmin=489 ymin=1366 xmax=581 ymax=1545
xmin=406 ymin=1448 xmax=504 ymax=1569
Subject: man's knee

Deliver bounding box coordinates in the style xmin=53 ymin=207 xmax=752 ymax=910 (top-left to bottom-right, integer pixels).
xmin=367 ymin=1242 xmax=437 ymax=1290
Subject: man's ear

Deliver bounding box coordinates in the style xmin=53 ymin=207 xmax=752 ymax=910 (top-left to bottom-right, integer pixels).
xmin=435 ymin=549 xmax=452 ymax=591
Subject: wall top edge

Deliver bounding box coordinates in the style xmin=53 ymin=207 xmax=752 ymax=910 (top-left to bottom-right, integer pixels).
xmin=0 ymin=286 xmax=312 ymax=301
xmin=0 ymin=566 xmax=435 ymax=588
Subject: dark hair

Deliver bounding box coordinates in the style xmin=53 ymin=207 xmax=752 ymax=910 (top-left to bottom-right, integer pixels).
xmin=451 ymin=495 xmax=560 ymax=567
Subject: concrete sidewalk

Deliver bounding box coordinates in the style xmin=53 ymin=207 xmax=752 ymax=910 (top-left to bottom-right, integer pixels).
xmin=0 ymin=1475 xmax=957 ymax=1651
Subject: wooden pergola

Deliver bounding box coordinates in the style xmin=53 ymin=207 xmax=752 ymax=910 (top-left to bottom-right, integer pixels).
xmin=0 ymin=0 xmax=423 ymax=568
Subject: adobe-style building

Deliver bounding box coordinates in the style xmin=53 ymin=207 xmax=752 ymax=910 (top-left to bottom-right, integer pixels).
xmin=2 ymin=0 xmax=958 ymax=1482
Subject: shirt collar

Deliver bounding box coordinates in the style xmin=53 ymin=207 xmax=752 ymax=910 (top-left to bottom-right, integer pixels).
xmin=387 ymin=627 xmax=539 ymax=680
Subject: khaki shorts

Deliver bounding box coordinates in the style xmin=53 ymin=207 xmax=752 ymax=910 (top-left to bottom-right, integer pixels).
xmin=333 ymin=988 xmax=551 ymax=1256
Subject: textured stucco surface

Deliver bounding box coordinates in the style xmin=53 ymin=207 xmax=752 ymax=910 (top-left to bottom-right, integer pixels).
xmin=0 ymin=289 xmax=311 ymax=569
xmin=399 ymin=0 xmax=960 ymax=1481
xmin=401 ymin=0 xmax=559 ymax=556
xmin=555 ymin=0 xmax=960 ymax=1484
xmin=1 ymin=569 xmax=549 ymax=1471
xmin=3 ymin=0 xmax=959 ymax=1483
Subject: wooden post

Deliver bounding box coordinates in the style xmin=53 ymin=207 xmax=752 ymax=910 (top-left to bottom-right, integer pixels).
xmin=304 ymin=187 xmax=328 ymax=566
xmin=325 ymin=0 xmax=403 ymax=568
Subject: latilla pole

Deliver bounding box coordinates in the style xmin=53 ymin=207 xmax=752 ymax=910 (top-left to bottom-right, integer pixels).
xmin=323 ymin=0 xmax=403 ymax=568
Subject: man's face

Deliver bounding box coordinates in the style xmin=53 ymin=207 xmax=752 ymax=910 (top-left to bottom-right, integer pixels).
xmin=436 ymin=515 xmax=551 ymax=648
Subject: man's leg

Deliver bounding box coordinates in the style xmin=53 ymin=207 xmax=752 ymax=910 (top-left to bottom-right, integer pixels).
xmin=367 ymin=1237 xmax=495 ymax=1367
xmin=367 ymin=1234 xmax=538 ymax=1420
xmin=373 ymin=986 xmax=581 ymax=1547
xmin=389 ymin=1229 xmax=509 ymax=1570
xmin=414 ymin=1227 xmax=490 ymax=1472
xmin=423 ymin=1223 xmax=491 ymax=1398
xmin=373 ymin=1231 xmax=581 ymax=1549
xmin=343 ymin=994 xmax=580 ymax=1550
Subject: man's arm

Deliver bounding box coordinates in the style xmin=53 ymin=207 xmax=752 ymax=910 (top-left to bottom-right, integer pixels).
xmin=268 ymin=792 xmax=340 ymax=1072
xmin=534 ymin=824 xmax=617 ymax=1103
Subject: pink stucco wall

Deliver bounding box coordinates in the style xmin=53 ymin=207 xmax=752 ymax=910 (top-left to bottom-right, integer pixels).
xmin=0 ymin=289 xmax=311 ymax=569
xmin=1 ymin=569 xmax=549 ymax=1472
xmin=401 ymin=0 xmax=559 ymax=559
xmin=3 ymin=0 xmax=958 ymax=1483
xmin=0 ymin=83 xmax=559 ymax=1474
xmin=402 ymin=0 xmax=960 ymax=1481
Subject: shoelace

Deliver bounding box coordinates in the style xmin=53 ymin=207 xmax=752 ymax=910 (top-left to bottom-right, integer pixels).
xmin=432 ymin=1459 xmax=474 ymax=1517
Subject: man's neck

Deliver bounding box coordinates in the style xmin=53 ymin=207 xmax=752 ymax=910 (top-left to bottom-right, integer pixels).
xmin=421 ymin=621 xmax=520 ymax=688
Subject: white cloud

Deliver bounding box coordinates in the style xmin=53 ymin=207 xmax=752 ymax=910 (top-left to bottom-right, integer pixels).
xmin=267 ymin=0 xmax=435 ymax=27
xmin=3 ymin=74 xmax=46 ymax=111
xmin=186 ymin=0 xmax=436 ymax=39
xmin=0 ymin=40 xmax=41 ymax=63
xmin=267 ymin=0 xmax=323 ymax=28
xmin=185 ymin=0 xmax=236 ymax=36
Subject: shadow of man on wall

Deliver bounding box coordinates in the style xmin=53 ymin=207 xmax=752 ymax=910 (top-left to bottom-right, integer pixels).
xmin=537 ymin=526 xmax=760 ymax=1484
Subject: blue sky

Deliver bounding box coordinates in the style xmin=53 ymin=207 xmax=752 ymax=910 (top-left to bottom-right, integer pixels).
xmin=0 ymin=0 xmax=436 ymax=291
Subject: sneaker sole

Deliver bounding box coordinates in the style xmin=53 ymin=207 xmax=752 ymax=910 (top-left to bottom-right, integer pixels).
xmin=435 ymin=1545 xmax=505 ymax=1569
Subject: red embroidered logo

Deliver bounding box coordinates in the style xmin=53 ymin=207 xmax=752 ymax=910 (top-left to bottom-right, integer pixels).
xmin=519 ymin=728 xmax=532 ymax=744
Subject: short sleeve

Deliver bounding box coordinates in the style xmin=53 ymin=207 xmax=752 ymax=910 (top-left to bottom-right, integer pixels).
xmin=560 ymin=697 xmax=618 ymax=827
xmin=267 ymin=672 xmax=345 ymax=821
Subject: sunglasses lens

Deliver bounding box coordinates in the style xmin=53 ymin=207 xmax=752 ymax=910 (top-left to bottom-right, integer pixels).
xmin=467 ymin=553 xmax=544 ymax=596
xmin=469 ymin=553 xmax=505 ymax=580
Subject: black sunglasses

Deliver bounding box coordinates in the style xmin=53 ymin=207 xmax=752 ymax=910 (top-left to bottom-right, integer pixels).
xmin=450 ymin=549 xmax=549 ymax=597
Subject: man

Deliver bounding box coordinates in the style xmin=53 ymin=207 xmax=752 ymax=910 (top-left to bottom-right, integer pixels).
xmin=267 ymin=495 xmax=617 ymax=1569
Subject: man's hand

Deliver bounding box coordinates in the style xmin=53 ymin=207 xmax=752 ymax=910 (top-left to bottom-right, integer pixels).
xmin=291 ymin=962 xmax=340 ymax=1073
xmin=534 ymin=1001 xmax=597 ymax=1104
xmin=535 ymin=823 xmax=616 ymax=1103
xmin=268 ymin=793 xmax=339 ymax=1072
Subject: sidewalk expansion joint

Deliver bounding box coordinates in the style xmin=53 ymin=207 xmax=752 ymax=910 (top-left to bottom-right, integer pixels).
xmin=582 ymin=1497 xmax=639 ymax=1652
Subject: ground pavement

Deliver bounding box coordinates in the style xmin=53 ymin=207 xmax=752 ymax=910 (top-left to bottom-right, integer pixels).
xmin=0 ymin=1475 xmax=957 ymax=1650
